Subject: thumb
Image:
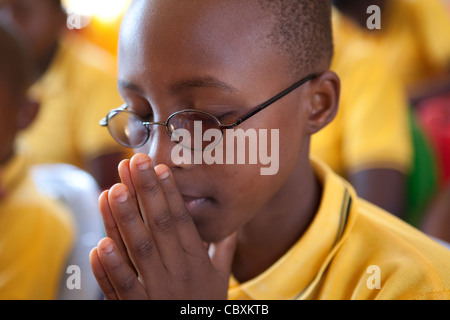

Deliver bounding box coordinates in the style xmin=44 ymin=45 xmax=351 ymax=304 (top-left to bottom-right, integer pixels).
xmin=209 ymin=232 xmax=238 ymax=280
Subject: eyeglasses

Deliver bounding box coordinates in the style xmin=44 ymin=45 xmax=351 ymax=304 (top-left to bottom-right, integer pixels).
xmin=100 ymin=73 xmax=317 ymax=150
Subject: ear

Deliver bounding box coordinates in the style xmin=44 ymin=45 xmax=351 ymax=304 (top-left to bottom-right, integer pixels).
xmin=304 ymin=70 xmax=340 ymax=135
xmin=16 ymin=98 xmax=40 ymax=130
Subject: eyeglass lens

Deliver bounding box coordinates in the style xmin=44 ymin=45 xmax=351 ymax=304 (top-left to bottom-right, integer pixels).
xmin=107 ymin=110 xmax=224 ymax=150
xmin=107 ymin=111 xmax=150 ymax=148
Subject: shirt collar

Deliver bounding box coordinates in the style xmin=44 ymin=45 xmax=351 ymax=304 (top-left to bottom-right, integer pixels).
xmin=228 ymin=157 xmax=356 ymax=300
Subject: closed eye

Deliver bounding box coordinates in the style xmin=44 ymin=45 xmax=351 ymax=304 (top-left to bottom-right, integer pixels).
xmin=215 ymin=112 xmax=233 ymax=122
xmin=214 ymin=110 xmax=242 ymax=125
xmin=140 ymin=113 xmax=155 ymax=122
xmin=127 ymin=105 xmax=154 ymax=122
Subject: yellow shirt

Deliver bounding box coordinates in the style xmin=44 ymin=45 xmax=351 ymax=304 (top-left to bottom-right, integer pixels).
xmin=19 ymin=35 xmax=125 ymax=169
xmin=0 ymin=152 xmax=75 ymax=299
xmin=311 ymin=13 xmax=412 ymax=175
xmin=333 ymin=0 xmax=450 ymax=86
xmin=228 ymin=158 xmax=450 ymax=300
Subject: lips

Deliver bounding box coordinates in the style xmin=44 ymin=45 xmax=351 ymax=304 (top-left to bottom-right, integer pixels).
xmin=182 ymin=195 xmax=209 ymax=212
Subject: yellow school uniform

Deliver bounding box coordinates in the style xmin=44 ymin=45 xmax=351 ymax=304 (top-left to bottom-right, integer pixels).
xmin=333 ymin=0 xmax=450 ymax=86
xmin=311 ymin=13 xmax=412 ymax=175
xmin=228 ymin=157 xmax=450 ymax=300
xmin=0 ymin=151 xmax=76 ymax=299
xmin=19 ymin=35 xmax=125 ymax=169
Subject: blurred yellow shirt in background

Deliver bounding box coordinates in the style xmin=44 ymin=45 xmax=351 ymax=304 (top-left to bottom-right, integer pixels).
xmin=19 ymin=34 xmax=125 ymax=169
xmin=228 ymin=158 xmax=450 ymax=300
xmin=311 ymin=11 xmax=412 ymax=176
xmin=333 ymin=0 xmax=450 ymax=87
xmin=0 ymin=151 xmax=75 ymax=299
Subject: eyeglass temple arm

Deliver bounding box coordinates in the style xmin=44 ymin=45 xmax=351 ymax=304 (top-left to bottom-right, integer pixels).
xmin=221 ymin=73 xmax=318 ymax=129
xmin=100 ymin=74 xmax=317 ymax=128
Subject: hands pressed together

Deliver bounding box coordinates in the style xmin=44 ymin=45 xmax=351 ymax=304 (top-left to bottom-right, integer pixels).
xmin=89 ymin=153 xmax=237 ymax=300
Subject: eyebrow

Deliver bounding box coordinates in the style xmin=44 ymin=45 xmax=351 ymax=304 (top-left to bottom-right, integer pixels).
xmin=171 ymin=76 xmax=237 ymax=94
xmin=118 ymin=76 xmax=238 ymax=95
xmin=118 ymin=79 xmax=144 ymax=94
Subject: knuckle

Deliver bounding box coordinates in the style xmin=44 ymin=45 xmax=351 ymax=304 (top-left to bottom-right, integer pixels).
xmin=140 ymin=179 xmax=161 ymax=196
xmin=134 ymin=238 xmax=155 ymax=258
xmin=154 ymin=210 xmax=174 ymax=231
xmin=108 ymin=257 xmax=126 ymax=274
xmin=117 ymin=272 xmax=138 ymax=292
xmin=174 ymin=209 xmax=191 ymax=224
xmin=164 ymin=185 xmax=180 ymax=199
xmin=118 ymin=208 xmax=138 ymax=226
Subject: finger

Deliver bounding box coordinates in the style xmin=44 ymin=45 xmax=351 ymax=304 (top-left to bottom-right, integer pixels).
xmin=155 ymin=164 xmax=205 ymax=255
xmin=99 ymin=190 xmax=135 ymax=271
xmin=97 ymin=237 xmax=148 ymax=300
xmin=210 ymin=232 xmax=238 ymax=281
xmin=108 ymin=183 xmax=164 ymax=282
xmin=118 ymin=159 xmax=137 ymax=203
xmin=89 ymin=247 xmax=119 ymax=300
xmin=129 ymin=154 xmax=185 ymax=264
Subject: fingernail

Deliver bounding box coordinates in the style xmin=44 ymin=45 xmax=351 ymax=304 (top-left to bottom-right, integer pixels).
xmin=101 ymin=240 xmax=114 ymax=255
xmin=156 ymin=166 xmax=170 ymax=180
xmin=115 ymin=188 xmax=128 ymax=203
xmin=111 ymin=184 xmax=128 ymax=203
xmin=135 ymin=156 xmax=151 ymax=171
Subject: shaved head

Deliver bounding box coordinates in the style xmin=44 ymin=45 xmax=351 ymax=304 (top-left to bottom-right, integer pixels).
xmin=123 ymin=0 xmax=333 ymax=79
xmin=258 ymin=0 xmax=333 ymax=77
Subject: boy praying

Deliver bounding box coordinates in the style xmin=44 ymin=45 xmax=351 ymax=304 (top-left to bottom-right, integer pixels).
xmin=90 ymin=0 xmax=450 ymax=300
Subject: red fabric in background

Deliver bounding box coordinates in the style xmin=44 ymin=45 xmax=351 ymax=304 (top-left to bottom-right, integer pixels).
xmin=417 ymin=94 xmax=450 ymax=186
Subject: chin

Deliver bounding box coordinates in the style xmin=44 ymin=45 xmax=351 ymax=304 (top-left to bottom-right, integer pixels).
xmin=194 ymin=217 xmax=235 ymax=245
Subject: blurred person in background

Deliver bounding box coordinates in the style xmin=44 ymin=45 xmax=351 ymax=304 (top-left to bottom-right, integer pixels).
xmin=331 ymin=0 xmax=450 ymax=243
xmin=0 ymin=24 xmax=75 ymax=299
xmin=0 ymin=0 xmax=129 ymax=190
xmin=332 ymin=0 xmax=450 ymax=102
xmin=312 ymin=12 xmax=412 ymax=218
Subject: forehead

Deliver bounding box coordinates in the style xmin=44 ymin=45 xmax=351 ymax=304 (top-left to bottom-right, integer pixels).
xmin=118 ymin=0 xmax=281 ymax=92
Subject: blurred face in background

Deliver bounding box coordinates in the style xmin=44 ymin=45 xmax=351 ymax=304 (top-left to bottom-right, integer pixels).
xmin=0 ymin=23 xmax=38 ymax=165
xmin=0 ymin=69 xmax=38 ymax=165
xmin=0 ymin=0 xmax=66 ymax=76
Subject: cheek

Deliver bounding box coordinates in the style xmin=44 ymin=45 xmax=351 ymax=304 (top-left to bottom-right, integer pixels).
xmin=264 ymin=109 xmax=307 ymax=174
xmin=210 ymin=108 xmax=307 ymax=204
xmin=207 ymin=155 xmax=285 ymax=216
xmin=196 ymin=165 xmax=267 ymax=241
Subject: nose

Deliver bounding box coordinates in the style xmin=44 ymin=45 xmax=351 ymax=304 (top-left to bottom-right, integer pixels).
xmin=136 ymin=125 xmax=193 ymax=171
